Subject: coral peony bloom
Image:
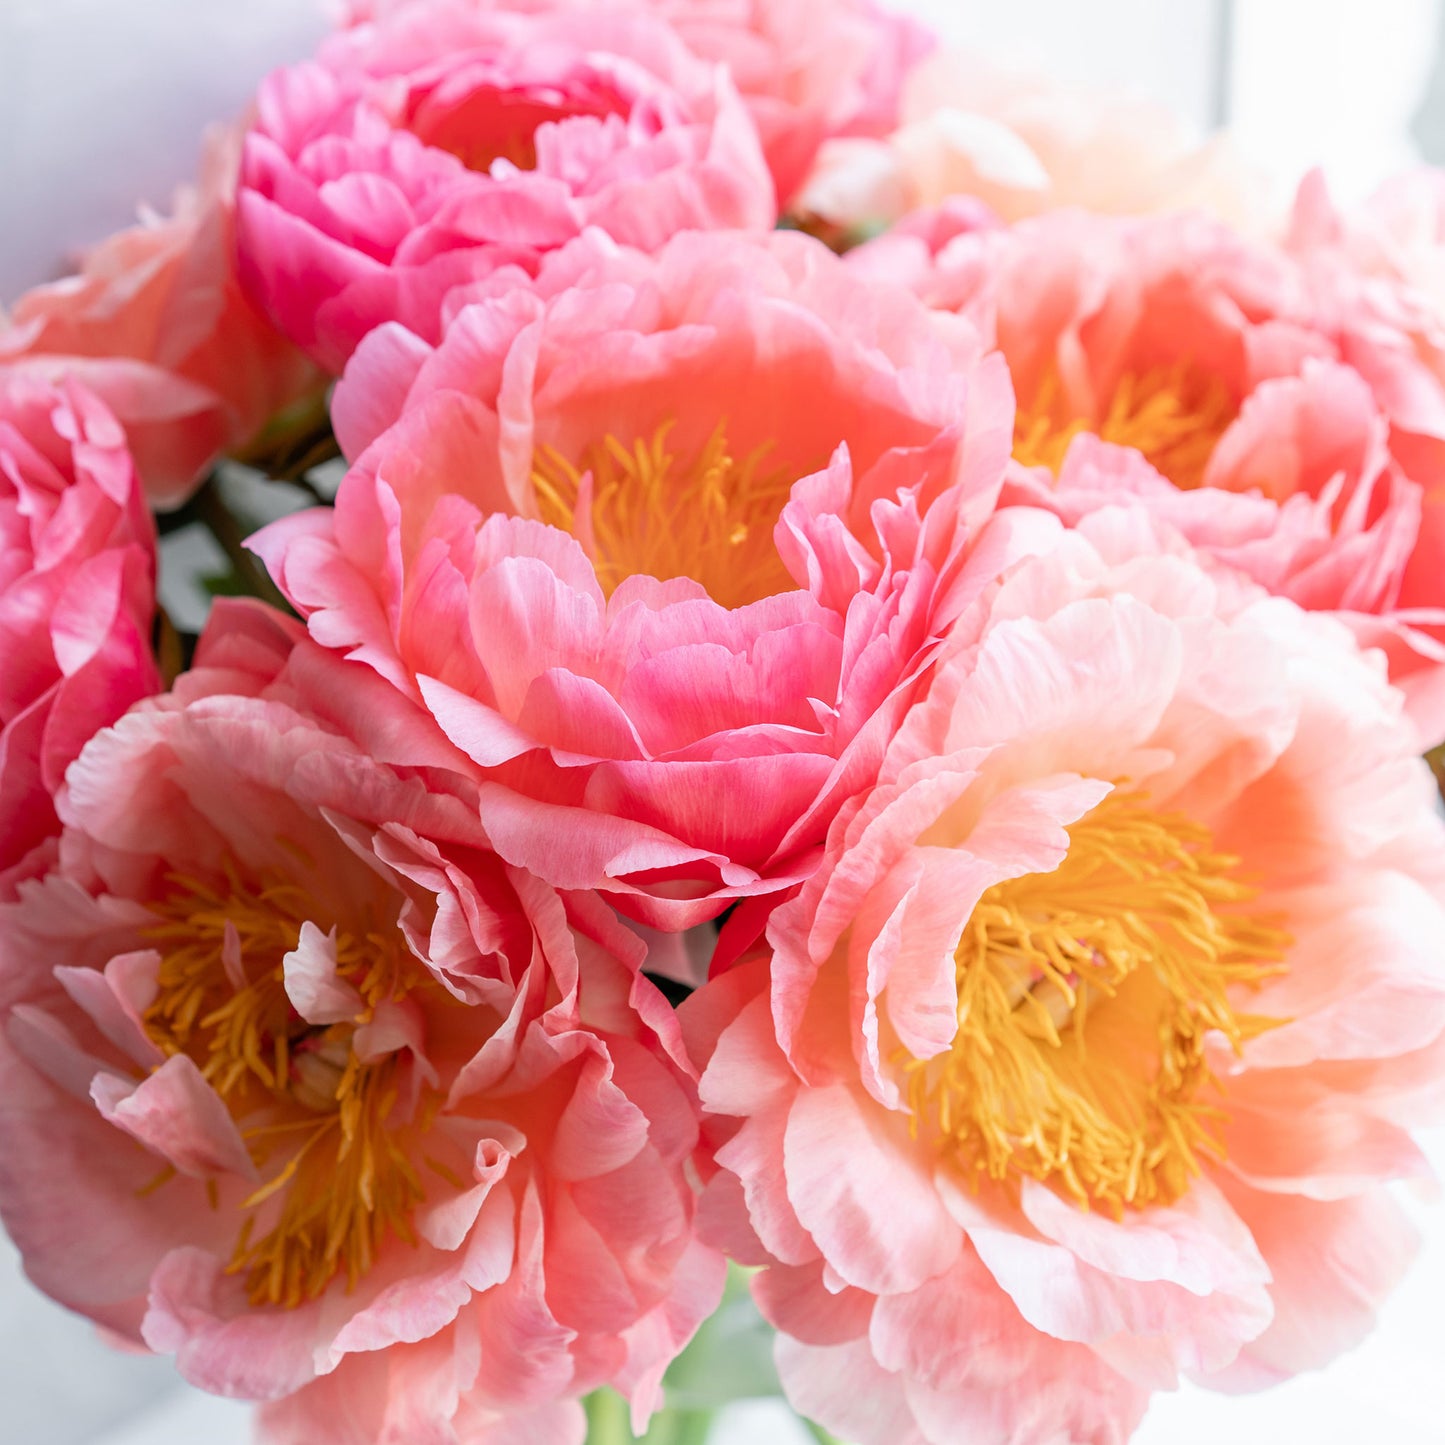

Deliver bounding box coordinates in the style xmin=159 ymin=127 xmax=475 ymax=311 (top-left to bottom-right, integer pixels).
xmin=337 ymin=0 xmax=934 ymax=207
xmin=689 ymin=509 xmax=1445 ymax=1444
xmin=0 ymin=371 xmax=159 ymax=891
xmin=794 ymin=49 xmax=1265 ymax=236
xmin=237 ymin=0 xmax=777 ymax=374
xmin=0 ymin=600 xmax=719 ymax=1439
xmin=0 ymin=129 xmax=319 ymax=508
xmin=865 ymin=205 xmax=1445 ymax=746
xmin=254 ymin=229 xmax=1025 ymax=929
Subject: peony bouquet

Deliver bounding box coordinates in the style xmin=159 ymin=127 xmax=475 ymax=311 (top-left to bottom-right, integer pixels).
xmin=3 ymin=3 xmax=1445 ymax=1442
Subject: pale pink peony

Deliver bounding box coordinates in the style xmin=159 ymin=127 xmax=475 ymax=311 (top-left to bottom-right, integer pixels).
xmin=860 ymin=205 xmax=1445 ymax=746
xmin=688 ymin=507 xmax=1445 ymax=1444
xmin=0 ymin=599 xmax=720 ymax=1441
xmin=336 ymin=0 xmax=934 ymax=206
xmin=253 ymin=228 xmax=1026 ymax=931
xmin=0 ymin=129 xmax=320 ymax=508
xmin=794 ymin=49 xmax=1266 ymax=236
xmin=1283 ymin=169 xmax=1445 ymax=729
xmin=236 ymin=0 xmax=777 ymax=374
xmin=0 ymin=371 xmax=159 ymax=892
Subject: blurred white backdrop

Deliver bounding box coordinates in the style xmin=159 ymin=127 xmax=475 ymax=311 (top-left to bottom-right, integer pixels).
xmin=2 ymin=1 xmax=1444 ymax=1442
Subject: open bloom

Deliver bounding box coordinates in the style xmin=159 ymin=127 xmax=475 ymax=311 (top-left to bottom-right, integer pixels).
xmin=0 ymin=129 xmax=318 ymax=507
xmin=862 ymin=205 xmax=1445 ymax=745
xmin=0 ymin=371 xmax=158 ymax=892
xmin=0 ymin=600 xmax=719 ymax=1442
xmin=237 ymin=0 xmax=776 ymax=373
xmin=337 ymin=0 xmax=934 ymax=207
xmin=689 ymin=508 xmax=1445 ymax=1444
xmin=255 ymin=229 xmax=1024 ymax=929
xmin=794 ymin=48 xmax=1265 ymax=237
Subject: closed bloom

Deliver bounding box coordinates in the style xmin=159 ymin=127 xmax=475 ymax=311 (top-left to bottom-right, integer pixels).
xmin=237 ymin=0 xmax=776 ymax=373
xmin=0 ymin=371 xmax=158 ymax=891
xmin=0 ymin=128 xmax=319 ymax=507
xmin=861 ymin=205 xmax=1445 ymax=746
xmin=0 ymin=601 xmax=718 ymax=1442
xmin=337 ymin=0 xmax=934 ymax=207
xmin=689 ymin=509 xmax=1445 ymax=1444
xmin=254 ymin=229 xmax=1026 ymax=929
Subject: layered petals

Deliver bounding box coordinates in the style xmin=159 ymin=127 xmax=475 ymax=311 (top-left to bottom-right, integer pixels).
xmin=255 ymin=229 xmax=1030 ymax=927
xmin=869 ymin=202 xmax=1445 ymax=745
xmin=237 ymin=0 xmax=778 ymax=372
xmin=692 ymin=510 xmax=1445 ymax=1444
xmin=0 ymin=128 xmax=319 ymax=507
xmin=0 ymin=371 xmax=159 ymax=892
xmin=0 ymin=599 xmax=719 ymax=1435
xmin=797 ymin=48 xmax=1263 ymax=235
xmin=337 ymin=0 xmax=934 ymax=206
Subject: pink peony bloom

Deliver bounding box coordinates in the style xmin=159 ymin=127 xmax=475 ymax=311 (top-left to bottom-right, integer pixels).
xmin=794 ymin=49 xmax=1266 ymax=236
xmin=688 ymin=507 xmax=1445 ymax=1444
xmin=336 ymin=0 xmax=934 ymax=207
xmin=254 ymin=228 xmax=1026 ymax=930
xmin=0 ymin=599 xmax=720 ymax=1440
xmin=236 ymin=0 xmax=777 ymax=374
xmin=0 ymin=129 xmax=320 ymax=508
xmin=863 ymin=205 xmax=1445 ymax=746
xmin=0 ymin=371 xmax=159 ymax=892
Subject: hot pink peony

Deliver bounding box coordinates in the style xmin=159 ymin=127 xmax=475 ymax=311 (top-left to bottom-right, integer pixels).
xmin=236 ymin=0 xmax=777 ymax=374
xmin=0 ymin=371 xmax=159 ymax=892
xmin=253 ymin=228 xmax=1027 ymax=930
xmin=336 ymin=0 xmax=934 ymax=207
xmin=688 ymin=507 xmax=1445 ymax=1444
xmin=0 ymin=129 xmax=320 ymax=508
xmin=0 ymin=599 xmax=719 ymax=1441
xmin=859 ymin=205 xmax=1445 ymax=745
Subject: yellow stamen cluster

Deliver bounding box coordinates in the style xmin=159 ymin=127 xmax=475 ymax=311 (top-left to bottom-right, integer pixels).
xmin=1014 ymin=362 xmax=1236 ymax=490
xmin=906 ymin=793 xmax=1289 ymax=1214
xmin=142 ymin=869 xmax=437 ymax=1308
xmin=530 ymin=420 xmax=798 ymax=609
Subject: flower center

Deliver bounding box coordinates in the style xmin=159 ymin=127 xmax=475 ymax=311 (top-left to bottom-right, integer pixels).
xmin=406 ymin=84 xmax=629 ymax=175
xmin=906 ymin=793 xmax=1288 ymax=1214
xmin=530 ymin=421 xmax=798 ymax=609
xmin=141 ymin=870 xmax=439 ymax=1307
xmin=1014 ymin=362 xmax=1235 ymax=490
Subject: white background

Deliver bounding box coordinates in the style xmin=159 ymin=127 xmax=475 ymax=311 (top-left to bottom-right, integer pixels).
xmin=2 ymin=2 xmax=1444 ymax=1442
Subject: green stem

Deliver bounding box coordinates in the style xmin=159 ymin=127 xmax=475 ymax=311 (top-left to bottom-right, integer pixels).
xmin=655 ymin=1410 xmax=715 ymax=1445
xmin=585 ymin=1389 xmax=637 ymax=1445
xmin=582 ymin=1391 xmax=719 ymax=1445
xmin=802 ymin=1422 xmax=842 ymax=1445
xmin=191 ymin=475 xmax=291 ymax=614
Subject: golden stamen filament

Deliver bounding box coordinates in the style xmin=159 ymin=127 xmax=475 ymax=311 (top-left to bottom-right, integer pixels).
xmin=908 ymin=792 xmax=1289 ymax=1215
xmin=531 ymin=419 xmax=799 ymax=608
xmin=141 ymin=868 xmax=437 ymax=1308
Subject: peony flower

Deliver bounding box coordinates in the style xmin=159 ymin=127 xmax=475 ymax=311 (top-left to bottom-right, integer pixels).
xmin=253 ymin=228 xmax=1026 ymax=930
xmin=0 ymin=371 xmax=159 ymax=892
xmin=335 ymin=0 xmax=934 ymax=207
xmin=0 ymin=599 xmax=720 ymax=1441
xmin=865 ymin=205 xmax=1445 ymax=746
xmin=688 ymin=507 xmax=1445 ymax=1444
xmin=236 ymin=0 xmax=777 ymax=374
xmin=794 ymin=48 xmax=1266 ymax=237
xmin=0 ymin=128 xmax=320 ymax=508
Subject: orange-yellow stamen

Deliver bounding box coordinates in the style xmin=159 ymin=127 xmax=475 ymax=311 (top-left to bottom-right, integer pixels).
xmin=1014 ymin=362 xmax=1236 ymax=490
xmin=530 ymin=420 xmax=798 ymax=609
xmin=142 ymin=869 xmax=437 ymax=1308
xmin=906 ymin=793 xmax=1289 ymax=1214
